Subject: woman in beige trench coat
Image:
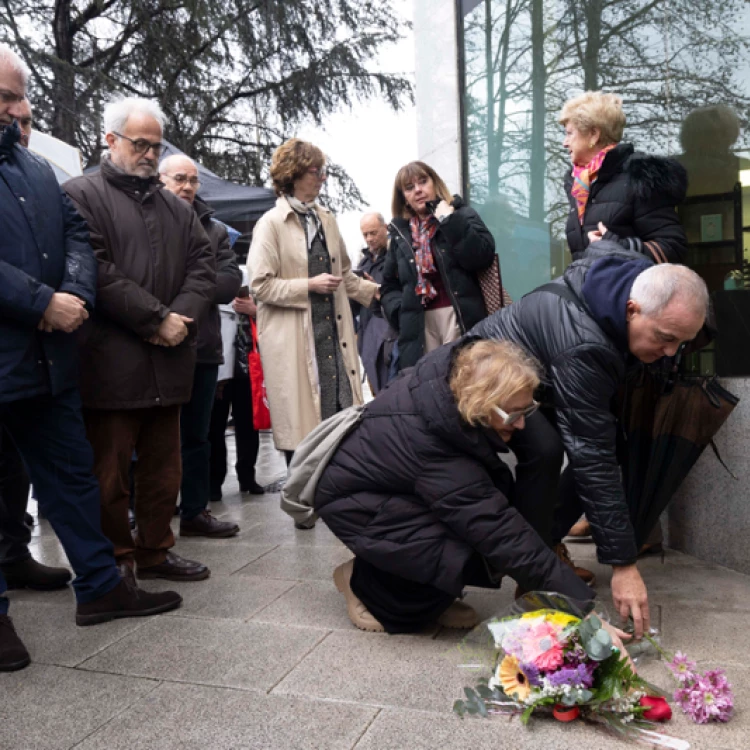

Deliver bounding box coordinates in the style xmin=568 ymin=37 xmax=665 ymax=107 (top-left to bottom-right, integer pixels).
xmin=248 ymin=139 xmax=378 ymax=458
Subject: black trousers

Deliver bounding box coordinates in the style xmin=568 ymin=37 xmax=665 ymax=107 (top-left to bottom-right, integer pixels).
xmin=350 ymin=554 xmax=496 ymax=635
xmin=0 ymin=426 xmax=31 ymax=565
xmin=209 ymin=375 xmax=259 ymax=496
xmin=180 ymin=363 xmax=219 ymax=519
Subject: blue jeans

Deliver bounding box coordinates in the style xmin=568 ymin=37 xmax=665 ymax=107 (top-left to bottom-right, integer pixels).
xmin=0 ymin=388 xmax=120 ymax=613
xmin=180 ymin=364 xmax=219 ymax=520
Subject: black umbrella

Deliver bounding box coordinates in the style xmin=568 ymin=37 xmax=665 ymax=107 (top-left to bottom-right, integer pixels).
xmin=619 ymin=363 xmax=738 ymax=545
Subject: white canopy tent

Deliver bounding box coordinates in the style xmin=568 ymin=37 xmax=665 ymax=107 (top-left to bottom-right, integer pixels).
xmin=27 ymin=130 xmax=83 ymax=182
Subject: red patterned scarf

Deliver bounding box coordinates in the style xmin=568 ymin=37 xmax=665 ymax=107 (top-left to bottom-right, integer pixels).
xmin=410 ymin=215 xmax=440 ymax=305
xmin=570 ymin=144 xmax=616 ymax=224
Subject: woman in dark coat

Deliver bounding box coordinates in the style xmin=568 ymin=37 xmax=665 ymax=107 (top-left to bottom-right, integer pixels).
xmin=381 ymin=161 xmax=496 ymax=372
xmin=314 ymin=339 xmax=594 ymax=634
xmin=560 ymin=91 xmax=688 ymax=264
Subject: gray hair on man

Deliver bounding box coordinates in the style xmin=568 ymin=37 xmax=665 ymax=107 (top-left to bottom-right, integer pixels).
xmin=158 ymin=153 xmax=197 ymax=175
xmin=0 ymin=43 xmax=31 ymax=84
xmin=103 ymin=96 xmax=166 ymax=136
xmin=630 ymin=263 xmax=709 ymax=318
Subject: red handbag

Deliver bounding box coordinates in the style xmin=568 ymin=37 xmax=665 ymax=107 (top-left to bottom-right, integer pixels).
xmin=248 ymin=318 xmax=271 ymax=430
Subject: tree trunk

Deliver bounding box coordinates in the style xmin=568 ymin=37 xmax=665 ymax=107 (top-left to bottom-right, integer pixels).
xmin=485 ymin=0 xmax=499 ymax=197
xmin=583 ymin=0 xmax=603 ymax=90
xmin=529 ymin=0 xmax=545 ymax=222
xmin=52 ymin=0 xmax=77 ymax=144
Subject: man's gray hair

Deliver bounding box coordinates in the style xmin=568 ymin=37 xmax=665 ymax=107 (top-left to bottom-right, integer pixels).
xmin=103 ymin=96 xmax=165 ymax=135
xmin=630 ymin=263 xmax=709 ymax=318
xmin=0 ymin=43 xmax=31 ymax=85
xmin=361 ymin=211 xmax=386 ymax=225
xmin=159 ymin=154 xmax=196 ymax=175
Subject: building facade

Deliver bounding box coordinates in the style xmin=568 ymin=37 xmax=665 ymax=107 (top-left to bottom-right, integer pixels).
xmin=413 ymin=0 xmax=750 ymax=573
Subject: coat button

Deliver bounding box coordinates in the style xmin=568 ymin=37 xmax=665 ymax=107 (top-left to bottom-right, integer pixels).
xmin=328 ymin=355 xmax=333 ymax=359
xmin=48 ymin=360 xmax=53 ymax=365
xmin=337 ymin=314 xmax=342 ymax=320
xmin=19 ymin=196 xmax=25 ymax=202
xmin=155 ymin=397 xmax=160 ymax=403
xmin=42 ymin=253 xmax=48 ymax=259
xmin=350 ymin=370 xmax=356 ymax=375
xmin=342 ymin=342 xmax=347 ymax=348
xmin=331 ymin=257 xmax=336 ymax=263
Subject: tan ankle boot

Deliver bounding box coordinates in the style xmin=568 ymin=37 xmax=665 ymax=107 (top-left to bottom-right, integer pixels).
xmin=437 ymin=600 xmax=479 ymax=629
xmin=333 ymin=560 xmax=385 ymax=633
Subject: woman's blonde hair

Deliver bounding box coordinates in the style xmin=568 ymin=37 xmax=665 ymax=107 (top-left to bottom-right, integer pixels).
xmin=391 ymin=161 xmax=453 ymax=219
xmin=558 ymin=91 xmax=626 ymax=147
xmin=270 ymin=138 xmax=325 ymax=196
xmin=449 ymin=340 xmax=541 ymax=427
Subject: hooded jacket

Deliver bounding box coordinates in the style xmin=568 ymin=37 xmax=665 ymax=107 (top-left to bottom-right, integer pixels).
xmin=565 ymin=143 xmax=688 ymax=264
xmin=64 ymin=158 xmax=215 ymax=409
xmin=380 ymin=196 xmax=496 ymax=371
xmin=471 ymin=242 xmax=654 ymax=566
xmin=194 ymin=197 xmax=241 ymax=365
xmin=0 ymin=121 xmax=97 ymax=403
xmin=314 ymin=341 xmax=595 ymax=603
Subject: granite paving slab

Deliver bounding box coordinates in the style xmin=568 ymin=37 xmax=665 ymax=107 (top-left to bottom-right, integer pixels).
xmin=77 ymin=616 xmax=329 ymax=691
xmin=74 ymin=681 xmax=377 ymax=750
xmin=0 ymin=663 xmax=157 ymax=750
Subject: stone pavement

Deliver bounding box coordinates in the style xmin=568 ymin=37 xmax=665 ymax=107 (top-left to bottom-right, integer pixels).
xmin=1 ymin=433 xmax=748 ymax=749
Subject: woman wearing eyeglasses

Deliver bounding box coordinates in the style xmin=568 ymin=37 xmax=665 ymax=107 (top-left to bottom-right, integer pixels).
xmin=314 ymin=339 xmax=594 ymax=634
xmin=248 ymin=139 xmax=378 ymax=463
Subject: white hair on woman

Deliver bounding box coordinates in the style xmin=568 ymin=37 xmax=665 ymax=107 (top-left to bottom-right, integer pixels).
xmin=630 ymin=263 xmax=709 ymax=318
xmin=103 ymin=96 xmax=166 ymax=135
xmin=0 ymin=43 xmax=31 ymax=85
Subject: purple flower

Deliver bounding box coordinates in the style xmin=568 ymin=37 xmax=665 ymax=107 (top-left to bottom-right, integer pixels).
xmin=668 ymin=651 xmax=697 ymax=684
xmin=564 ymin=642 xmax=588 ymax=666
xmin=546 ymin=663 xmax=596 ymax=689
xmin=674 ymin=669 xmax=734 ymax=724
xmin=520 ymin=662 xmax=541 ymax=687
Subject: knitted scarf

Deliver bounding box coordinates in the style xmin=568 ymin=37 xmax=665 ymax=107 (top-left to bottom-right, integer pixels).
xmin=570 ymin=144 xmax=616 ymax=224
xmin=409 ymin=214 xmax=440 ymax=305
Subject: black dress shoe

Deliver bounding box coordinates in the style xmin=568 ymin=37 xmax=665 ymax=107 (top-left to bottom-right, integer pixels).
xmin=1 ymin=557 xmax=72 ymax=591
xmin=240 ymin=480 xmax=265 ymax=495
xmin=180 ymin=510 xmax=239 ymax=539
xmin=76 ymin=576 xmax=182 ymax=626
xmin=136 ymin=551 xmax=210 ymax=582
xmin=0 ymin=615 xmax=31 ymax=671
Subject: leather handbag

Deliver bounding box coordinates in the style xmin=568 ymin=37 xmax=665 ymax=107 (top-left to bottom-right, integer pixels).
xmin=477 ymin=255 xmax=512 ymax=314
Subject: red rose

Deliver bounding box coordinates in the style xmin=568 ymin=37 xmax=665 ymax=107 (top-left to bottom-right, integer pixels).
xmin=553 ymin=704 xmax=580 ymax=722
xmin=640 ymin=695 xmax=672 ymax=721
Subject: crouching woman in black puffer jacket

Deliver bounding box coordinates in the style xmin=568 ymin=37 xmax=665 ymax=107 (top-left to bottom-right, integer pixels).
xmin=314 ymin=339 xmax=594 ymax=634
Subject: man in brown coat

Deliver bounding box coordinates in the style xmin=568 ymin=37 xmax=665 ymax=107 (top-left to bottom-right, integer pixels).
xmin=64 ymin=97 xmax=216 ymax=582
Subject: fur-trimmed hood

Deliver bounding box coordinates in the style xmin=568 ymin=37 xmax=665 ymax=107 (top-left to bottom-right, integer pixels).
xmin=626 ymin=152 xmax=688 ymax=203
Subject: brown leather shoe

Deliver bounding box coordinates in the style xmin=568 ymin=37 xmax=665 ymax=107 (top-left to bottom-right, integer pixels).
xmin=180 ymin=510 xmax=239 ymax=538
xmin=136 ymin=551 xmax=210 ymax=582
xmin=437 ymin=600 xmax=479 ymax=629
xmin=553 ymin=542 xmax=596 ymax=586
xmin=1 ymin=556 xmax=72 ymax=591
xmin=76 ymin=576 xmax=182 ymax=626
xmin=0 ymin=615 xmax=31 ymax=671
xmin=333 ymin=560 xmax=385 ymax=633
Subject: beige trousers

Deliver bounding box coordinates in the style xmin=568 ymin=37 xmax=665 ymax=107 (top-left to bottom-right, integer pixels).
xmin=424 ymin=307 xmax=461 ymax=353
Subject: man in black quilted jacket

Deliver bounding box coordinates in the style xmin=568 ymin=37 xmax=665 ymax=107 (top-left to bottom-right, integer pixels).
xmin=472 ymin=243 xmax=707 ymax=637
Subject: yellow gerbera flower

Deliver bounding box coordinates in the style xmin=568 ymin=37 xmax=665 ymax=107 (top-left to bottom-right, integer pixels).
xmin=497 ymin=655 xmax=531 ymax=701
xmin=548 ymin=612 xmax=580 ymax=628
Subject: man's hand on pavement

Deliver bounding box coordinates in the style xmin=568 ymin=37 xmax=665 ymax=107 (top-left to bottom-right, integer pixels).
xmin=611 ymin=563 xmax=650 ymax=638
xmin=39 ymin=292 xmax=88 ymax=333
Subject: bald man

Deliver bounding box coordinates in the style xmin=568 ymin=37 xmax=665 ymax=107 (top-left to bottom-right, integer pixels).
xmin=159 ymin=155 xmax=243 ymax=538
xmin=353 ymin=212 xmax=397 ymax=393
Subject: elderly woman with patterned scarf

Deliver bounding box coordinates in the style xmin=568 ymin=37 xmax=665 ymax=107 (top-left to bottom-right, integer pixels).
xmin=248 ymin=139 xmax=378 ymax=463
xmin=560 ymin=91 xmax=688 ymax=264
xmin=381 ymin=161 xmax=496 ymax=372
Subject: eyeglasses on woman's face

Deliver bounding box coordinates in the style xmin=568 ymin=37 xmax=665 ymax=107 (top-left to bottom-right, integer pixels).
xmin=493 ymin=400 xmax=539 ymax=427
xmin=307 ymin=166 xmax=328 ymax=180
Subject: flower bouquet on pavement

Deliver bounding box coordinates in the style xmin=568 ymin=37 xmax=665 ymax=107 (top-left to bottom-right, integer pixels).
xmin=454 ymin=592 xmax=688 ymax=748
